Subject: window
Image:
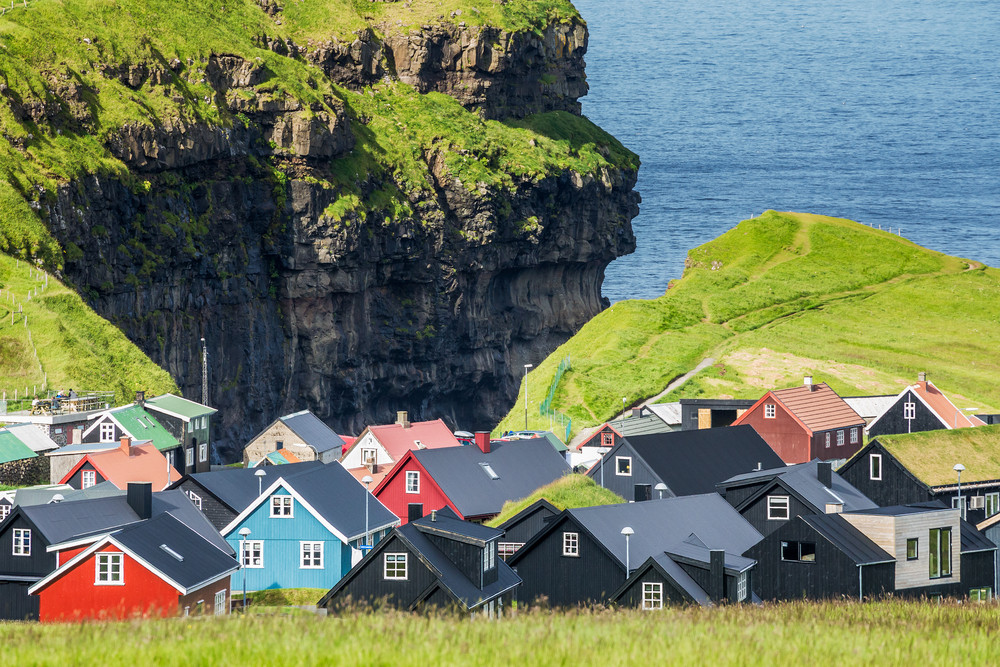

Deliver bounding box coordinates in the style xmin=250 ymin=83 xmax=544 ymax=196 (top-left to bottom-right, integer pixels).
xmin=970 ymin=587 xmax=992 ymax=602
xmin=987 ymin=493 xmax=1000 ymax=518
xmin=270 ymin=495 xmax=293 ymax=517
xmin=185 ymin=447 xmax=194 ymax=467
xmin=100 ymin=422 xmax=115 ymax=442
xmin=188 ymin=491 xmax=202 ymax=510
xmin=737 ymin=571 xmax=748 ymax=601
xmin=836 ymin=430 xmax=845 ymax=447
xmin=642 ymin=582 xmax=663 ymax=610
xmin=562 ymin=532 xmax=579 ymax=557
xmin=498 ymin=542 xmax=524 ymax=560
xmin=904 ymin=402 xmax=916 ymax=420
xmin=850 ymin=427 xmax=859 ymax=444
xmin=764 ymin=404 xmax=776 ymax=419
xmin=95 ymin=553 xmax=124 ymax=584
xmin=0 ymin=504 xmax=10 ymax=522
xmin=214 ymin=590 xmax=227 ymax=615
xmin=616 ymin=456 xmax=632 ymax=476
xmin=869 ymin=454 xmax=882 ymax=481
xmin=301 ymin=542 xmax=324 ymax=569
xmin=384 ymin=553 xmax=407 ymax=580
xmin=767 ymin=496 xmax=790 ymax=520
xmin=12 ymin=528 xmax=30 ymax=556
xmin=405 ymin=471 xmax=420 ymax=494
xmin=825 ymin=432 xmax=831 ymax=448
xmin=241 ymin=540 xmax=263 ymax=568
xmin=906 ymin=538 xmax=918 ymax=561
xmin=361 ymin=448 xmax=377 ymax=466
xmin=81 ymin=470 xmax=97 ymax=489
xmin=781 ymin=541 xmax=816 ymax=562
xmin=199 ymin=443 xmax=208 ymax=463
xmin=601 ymin=432 xmax=614 ymax=447
xmin=929 ymin=527 xmax=952 ymax=579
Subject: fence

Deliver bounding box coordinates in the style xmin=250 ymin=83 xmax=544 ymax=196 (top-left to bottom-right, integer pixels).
xmin=538 ymin=355 xmax=572 ymax=441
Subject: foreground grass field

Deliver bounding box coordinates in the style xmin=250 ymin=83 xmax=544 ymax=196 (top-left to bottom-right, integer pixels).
xmin=496 ymin=212 xmax=1000 ymax=439
xmin=2 ymin=602 xmax=998 ymax=664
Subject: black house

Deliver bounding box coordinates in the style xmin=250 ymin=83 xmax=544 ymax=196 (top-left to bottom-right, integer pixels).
xmin=717 ymin=461 xmax=876 ymax=537
xmin=495 ymin=499 xmax=560 ymax=560
xmin=587 ymin=425 xmax=785 ymax=502
xmin=507 ymin=493 xmax=762 ymax=608
xmin=319 ymin=507 xmax=521 ymax=616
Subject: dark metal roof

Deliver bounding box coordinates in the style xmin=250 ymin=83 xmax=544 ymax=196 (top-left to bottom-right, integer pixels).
xmin=800 ymin=514 xmax=894 ymax=565
xmin=175 ymin=461 xmax=325 ymax=512
xmin=625 ymin=425 xmax=786 ymax=496
xmin=279 ymin=410 xmax=346 ymax=454
xmin=721 ymin=461 xmax=876 ymax=512
xmin=412 ymin=439 xmax=571 ymax=518
xmin=111 ymin=513 xmax=238 ymax=592
xmin=568 ymin=493 xmax=763 ymax=569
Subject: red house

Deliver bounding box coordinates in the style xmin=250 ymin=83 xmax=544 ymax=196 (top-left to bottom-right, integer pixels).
xmin=29 ymin=512 xmax=239 ymax=622
xmin=374 ymin=433 xmax=571 ymax=524
xmin=733 ymin=377 xmax=866 ymax=464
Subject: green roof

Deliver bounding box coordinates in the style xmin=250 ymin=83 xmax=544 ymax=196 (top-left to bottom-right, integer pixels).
xmin=0 ymin=430 xmax=39 ymax=464
xmin=877 ymin=424 xmax=1000 ymax=486
xmin=145 ymin=393 xmax=217 ymax=420
xmin=111 ymin=405 xmax=180 ymax=452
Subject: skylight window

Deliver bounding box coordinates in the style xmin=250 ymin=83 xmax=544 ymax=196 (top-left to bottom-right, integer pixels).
xmin=479 ymin=463 xmax=499 ymax=480
xmin=160 ymin=544 xmax=184 ymax=561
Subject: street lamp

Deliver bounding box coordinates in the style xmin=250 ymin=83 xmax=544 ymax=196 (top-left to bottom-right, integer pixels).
xmin=954 ymin=463 xmax=966 ymax=519
xmin=523 ymin=364 xmax=533 ymax=430
xmin=362 ymin=475 xmax=374 ymax=550
xmin=238 ymin=526 xmax=251 ymax=612
xmin=255 ymin=468 xmax=266 ymax=496
xmin=654 ymin=483 xmax=668 ymax=500
xmin=621 ymin=526 xmax=634 ymax=577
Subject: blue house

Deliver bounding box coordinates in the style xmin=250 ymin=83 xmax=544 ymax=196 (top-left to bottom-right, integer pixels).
xmin=222 ymin=462 xmax=398 ymax=592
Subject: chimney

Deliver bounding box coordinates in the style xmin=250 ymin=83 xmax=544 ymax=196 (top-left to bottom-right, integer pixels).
xmin=396 ymin=411 xmax=410 ymax=429
xmin=804 ymin=376 xmax=815 ymax=392
xmin=817 ymin=461 xmax=833 ymax=488
xmin=430 ymin=510 xmax=437 ymax=522
xmin=918 ymin=371 xmax=927 ymax=383
xmin=135 ymin=390 xmax=145 ymax=406
xmin=709 ymin=550 xmax=726 ymax=601
xmin=475 ymin=431 xmax=491 ymax=454
xmin=119 ymin=435 xmax=131 ymax=455
xmin=69 ymin=427 xmax=82 ymax=445
xmin=127 ymin=482 xmax=153 ymax=520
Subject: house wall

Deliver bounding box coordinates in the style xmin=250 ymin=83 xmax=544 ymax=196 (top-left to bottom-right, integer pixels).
xmin=837 ymin=444 xmax=934 ymax=508
xmin=510 ymin=516 xmax=626 ymax=607
xmin=737 ymin=486 xmax=815 ymax=537
xmin=224 ymin=488 xmax=348 ymax=592
xmin=322 ymin=534 xmax=439 ymax=610
xmin=585 ymin=440 xmax=664 ymax=500
xmin=178 ymin=576 xmax=230 ymax=616
xmin=243 ymin=422 xmax=317 ymax=466
xmin=615 ymin=567 xmax=693 ymax=607
xmin=175 ymin=480 xmax=236 ymax=531
xmin=64 ymin=461 xmax=106 ymax=490
xmin=36 ymin=544 xmax=180 ymax=622
xmin=868 ymin=391 xmax=948 ymax=437
xmin=736 ymin=399 xmax=811 ymax=464
xmin=375 ymin=459 xmax=456 ymax=525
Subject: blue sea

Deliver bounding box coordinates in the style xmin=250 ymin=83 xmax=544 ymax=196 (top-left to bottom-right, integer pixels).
xmin=575 ymin=0 xmax=1000 ymax=302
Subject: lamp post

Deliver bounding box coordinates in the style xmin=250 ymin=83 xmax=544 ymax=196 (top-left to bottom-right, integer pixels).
xmin=362 ymin=475 xmax=374 ymax=551
xmin=654 ymin=483 xmax=667 ymax=500
xmin=238 ymin=527 xmax=251 ymax=612
xmin=523 ymin=363 xmax=533 ymax=430
xmin=954 ymin=463 xmax=966 ymax=519
xmin=621 ymin=526 xmax=634 ymax=577
xmin=255 ymin=468 xmax=266 ymax=496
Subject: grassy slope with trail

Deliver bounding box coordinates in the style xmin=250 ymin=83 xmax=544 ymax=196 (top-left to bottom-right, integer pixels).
xmin=496 ymin=211 xmax=1000 ymax=438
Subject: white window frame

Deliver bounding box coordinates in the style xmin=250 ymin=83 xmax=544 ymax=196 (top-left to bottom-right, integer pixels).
xmin=81 ymin=469 xmax=97 ymax=489
xmin=300 ymin=541 xmax=324 ymax=569
xmin=767 ymin=496 xmax=790 ymax=520
xmin=188 ymin=490 xmax=202 ymax=510
xmin=384 ymin=553 xmax=407 ymax=580
xmin=986 ymin=492 xmax=1000 ymax=518
xmin=185 ymin=447 xmax=194 ymax=467
xmin=405 ymin=470 xmax=420 ymax=494
xmin=199 ymin=442 xmax=208 ymax=463
xmin=850 ymin=427 xmax=859 ymax=444
xmin=642 ymin=582 xmax=663 ymax=610
xmin=270 ymin=495 xmax=293 ymax=517
xmin=764 ymin=404 xmax=776 ymax=419
xmin=870 ymin=454 xmax=882 ymax=481
xmin=904 ymin=402 xmax=916 ymax=420
xmin=562 ymin=531 xmax=579 ymax=557
xmin=95 ymin=552 xmax=124 ymax=585
xmin=214 ymin=589 xmax=227 ymax=615
xmin=12 ymin=528 xmax=30 ymax=556
xmin=836 ymin=430 xmax=845 ymax=447
xmin=616 ymin=456 xmax=632 ymax=477
xmin=737 ymin=571 xmax=748 ymax=602
xmin=241 ymin=540 xmax=263 ymax=568
xmin=100 ymin=422 xmax=115 ymax=442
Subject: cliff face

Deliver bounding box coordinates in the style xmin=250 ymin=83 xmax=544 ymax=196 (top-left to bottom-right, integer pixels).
xmin=19 ymin=11 xmax=638 ymax=459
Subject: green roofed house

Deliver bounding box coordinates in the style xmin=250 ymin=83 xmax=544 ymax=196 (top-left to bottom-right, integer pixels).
xmin=144 ymin=392 xmax=217 ymax=474
xmin=0 ymin=429 xmax=44 ymax=486
xmin=79 ymin=401 xmax=199 ymax=474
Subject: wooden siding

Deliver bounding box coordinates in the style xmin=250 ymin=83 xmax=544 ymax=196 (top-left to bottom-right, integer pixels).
xmin=868 ymin=390 xmax=949 ymax=437
xmin=745 ymin=516 xmax=894 ymax=600
xmin=586 ymin=440 xmax=663 ymax=500
xmin=375 ymin=457 xmax=457 ymax=525
xmin=323 ymin=535 xmax=441 ymax=610
xmin=176 ymin=480 xmax=236 ymax=531
xmin=736 ymin=398 xmax=811 ymax=464
xmin=738 ymin=487 xmax=815 ymax=537
xmin=838 ymin=443 xmax=934 ymax=508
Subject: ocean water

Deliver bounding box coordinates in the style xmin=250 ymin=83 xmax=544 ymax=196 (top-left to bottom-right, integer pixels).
xmin=575 ymin=0 xmax=1000 ymax=302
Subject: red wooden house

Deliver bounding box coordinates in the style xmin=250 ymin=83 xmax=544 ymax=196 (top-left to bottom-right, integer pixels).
xmin=29 ymin=512 xmax=238 ymax=622
xmin=732 ymin=377 xmax=866 ymax=464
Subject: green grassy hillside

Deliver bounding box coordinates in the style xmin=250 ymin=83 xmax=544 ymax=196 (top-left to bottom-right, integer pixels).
xmin=486 ymin=474 xmax=622 ymax=527
xmin=496 ymin=211 xmax=1000 ymax=438
xmin=1 ymin=602 xmax=997 ymax=664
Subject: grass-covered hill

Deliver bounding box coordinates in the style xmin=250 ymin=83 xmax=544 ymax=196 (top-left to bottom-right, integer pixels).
xmin=486 ymin=473 xmax=622 ymax=527
xmin=496 ymin=211 xmax=1000 ymax=438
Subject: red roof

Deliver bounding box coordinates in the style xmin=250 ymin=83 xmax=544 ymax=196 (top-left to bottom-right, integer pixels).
xmin=364 ymin=419 xmax=461 ymax=461
xmin=62 ymin=441 xmax=180 ymax=491
xmin=757 ymin=382 xmax=864 ymax=434
xmin=912 ymin=381 xmax=985 ymax=428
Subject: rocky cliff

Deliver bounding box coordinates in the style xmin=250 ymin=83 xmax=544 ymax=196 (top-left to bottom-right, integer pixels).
xmin=0 ymin=0 xmax=638 ymax=459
